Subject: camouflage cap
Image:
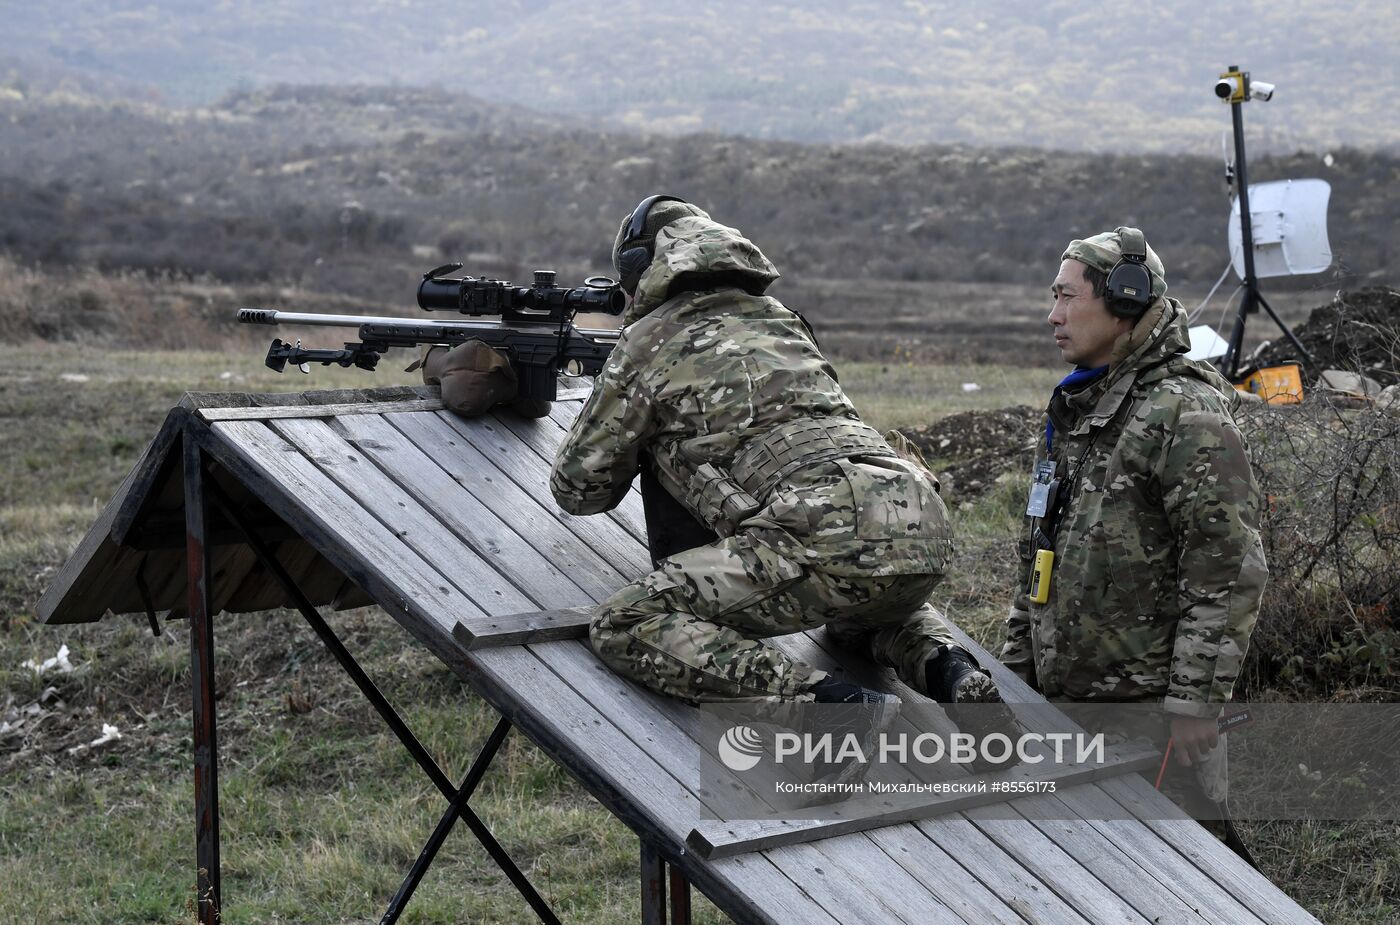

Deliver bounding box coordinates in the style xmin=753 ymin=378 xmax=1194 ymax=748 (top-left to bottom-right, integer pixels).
xmin=612 ymin=198 xmax=711 ymax=284
xmin=1063 ymin=228 xmax=1168 ymax=299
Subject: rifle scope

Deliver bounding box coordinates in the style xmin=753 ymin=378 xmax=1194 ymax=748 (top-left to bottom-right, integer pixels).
xmin=417 ymin=265 xmax=625 ymax=319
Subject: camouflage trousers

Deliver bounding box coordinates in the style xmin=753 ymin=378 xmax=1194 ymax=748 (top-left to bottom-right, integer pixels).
xmin=589 ymin=533 xmax=956 ymax=704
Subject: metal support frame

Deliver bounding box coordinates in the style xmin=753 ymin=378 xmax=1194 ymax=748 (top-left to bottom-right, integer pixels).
xmin=180 ymin=427 xmax=561 ymax=924
xmin=640 ymin=844 xmax=692 ymax=925
xmin=185 ymin=438 xmax=221 ymax=924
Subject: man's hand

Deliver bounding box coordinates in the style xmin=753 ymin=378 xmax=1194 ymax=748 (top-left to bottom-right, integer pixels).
xmin=1170 ymin=715 xmax=1220 ymax=766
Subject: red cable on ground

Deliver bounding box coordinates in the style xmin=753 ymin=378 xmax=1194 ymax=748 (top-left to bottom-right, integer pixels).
xmin=1154 ymin=738 xmax=1175 ymax=790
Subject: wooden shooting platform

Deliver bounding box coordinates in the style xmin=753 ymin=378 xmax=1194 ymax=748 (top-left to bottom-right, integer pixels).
xmin=40 ymin=385 xmax=1321 ymax=925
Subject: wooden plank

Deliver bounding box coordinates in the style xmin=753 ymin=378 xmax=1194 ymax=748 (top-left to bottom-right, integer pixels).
xmin=110 ymin=407 xmax=190 ymax=546
xmin=384 ymin=409 xmax=634 ymax=597
xmin=331 ymin=577 xmax=375 ymax=611
xmin=686 ymin=744 xmax=1160 ymax=860
xmin=265 ymin=417 xmax=541 ymax=615
xmin=203 ymin=420 xmax=485 ymax=667
xmin=90 ymin=545 xmax=171 ymax=621
xmin=491 ymin=402 xmax=649 ymax=543
xmin=528 ymin=629 xmax=793 ymax=818
xmin=523 ymin=636 xmax=1044 ymax=925
xmin=198 ymin=399 xmax=446 ymax=422
xmin=919 ymin=814 xmax=1097 ymax=924
xmin=130 ymin=547 xmax=187 ymax=616
xmin=224 ymin=538 xmax=330 ymax=613
xmin=766 ymin=838 xmax=960 ymax=925
xmin=776 ymin=632 xmax=1069 ymax=923
xmin=178 ymin=385 xmax=436 ymax=412
xmin=995 ymin=796 xmax=1218 ymax=925
xmin=780 ymin=630 xmax=1125 ymax=924
xmin=463 ymin=641 xmax=840 ymax=925
xmin=208 ymin=545 xmax=265 ymax=616
xmin=520 ymin=638 xmax=935 ymax=918
xmin=702 ymin=853 xmax=842 ymax=925
xmin=532 ymin=403 xmax=651 ymax=540
xmin=864 ymin=824 xmax=1055 ymax=925
xmin=1043 ymin=784 xmax=1269 ymax=925
xmin=323 ymin=412 xmax=596 ymax=607
xmin=37 ymin=462 xmax=143 ymax=624
xmin=161 ymin=536 xmax=280 ymax=620
xmin=1099 ymin=777 xmax=1324 ymax=925
xmin=433 ymin=410 xmax=653 ymax=576
xmin=964 ymin=802 xmax=1154 ymax=924
xmin=453 ymin=605 xmax=593 ymax=650
xmin=948 ymin=623 xmax=1322 ymax=924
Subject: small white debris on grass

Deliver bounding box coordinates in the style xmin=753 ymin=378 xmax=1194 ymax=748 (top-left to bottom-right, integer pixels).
xmin=961 ymin=382 xmax=981 ymax=392
xmin=22 ymin=644 xmax=74 ymax=676
xmin=67 ymin=723 xmax=123 ymax=756
xmin=59 ymin=373 xmax=90 ymax=383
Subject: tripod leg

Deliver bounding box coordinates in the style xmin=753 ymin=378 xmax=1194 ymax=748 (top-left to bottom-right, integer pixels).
xmin=1256 ymin=293 xmax=1316 ymax=370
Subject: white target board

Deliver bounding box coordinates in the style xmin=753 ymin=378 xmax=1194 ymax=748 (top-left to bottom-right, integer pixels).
xmin=1229 ymin=178 xmax=1332 ymax=279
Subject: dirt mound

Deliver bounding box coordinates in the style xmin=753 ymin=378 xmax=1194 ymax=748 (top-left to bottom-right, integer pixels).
xmin=1253 ymin=288 xmax=1400 ymax=386
xmin=899 ymin=405 xmax=1041 ymax=498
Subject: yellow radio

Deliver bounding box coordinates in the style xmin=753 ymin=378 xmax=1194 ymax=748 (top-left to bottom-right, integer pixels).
xmin=1030 ymin=549 xmax=1054 ymax=604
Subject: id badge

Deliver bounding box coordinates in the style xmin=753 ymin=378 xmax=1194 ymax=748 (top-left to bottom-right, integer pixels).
xmin=1025 ymin=459 xmax=1057 ymax=518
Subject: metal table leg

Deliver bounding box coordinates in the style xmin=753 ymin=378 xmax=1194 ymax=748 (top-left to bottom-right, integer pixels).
xmin=669 ymin=863 xmax=692 ymax=925
xmin=185 ymin=436 xmax=221 ymax=924
xmin=641 ymin=843 xmax=666 ymax=925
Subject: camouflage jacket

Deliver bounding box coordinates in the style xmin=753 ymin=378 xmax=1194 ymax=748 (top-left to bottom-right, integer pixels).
xmin=550 ymin=215 xmax=952 ymax=577
xmin=1001 ymin=299 xmax=1268 ymax=717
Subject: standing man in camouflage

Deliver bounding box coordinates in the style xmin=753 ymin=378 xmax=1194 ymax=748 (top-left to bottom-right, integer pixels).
xmin=1001 ymin=227 xmax=1267 ymax=832
xmin=550 ymin=195 xmax=1009 ymax=731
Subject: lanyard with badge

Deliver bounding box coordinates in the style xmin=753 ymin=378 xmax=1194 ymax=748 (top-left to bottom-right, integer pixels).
xmin=1025 ymin=459 xmax=1061 ymax=604
xmin=1024 ymin=421 xmax=1115 ymax=604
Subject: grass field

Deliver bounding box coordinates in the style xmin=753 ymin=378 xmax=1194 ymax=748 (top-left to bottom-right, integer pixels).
xmin=1 ymin=344 xmax=1394 ymax=924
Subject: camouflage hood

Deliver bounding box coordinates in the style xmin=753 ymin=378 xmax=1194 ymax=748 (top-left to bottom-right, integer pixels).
xmin=624 ymin=216 xmax=781 ymax=326
xmin=1104 ymin=296 xmax=1238 ymax=408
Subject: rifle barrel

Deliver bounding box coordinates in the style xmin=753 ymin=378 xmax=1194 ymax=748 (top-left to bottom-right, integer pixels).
xmin=237 ymin=308 xmax=620 ymax=340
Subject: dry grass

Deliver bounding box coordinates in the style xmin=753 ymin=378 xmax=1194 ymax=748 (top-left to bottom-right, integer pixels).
xmin=1 ymin=344 xmax=1396 ymax=924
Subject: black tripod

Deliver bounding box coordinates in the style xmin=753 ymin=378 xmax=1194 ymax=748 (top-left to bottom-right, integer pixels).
xmin=1217 ymin=65 xmax=1316 ymax=381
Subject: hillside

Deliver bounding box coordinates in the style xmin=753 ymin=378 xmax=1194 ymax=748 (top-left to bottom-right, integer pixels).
xmin=0 ymin=83 xmax=1393 ymax=311
xmin=2 ymin=1 xmax=1397 ymax=153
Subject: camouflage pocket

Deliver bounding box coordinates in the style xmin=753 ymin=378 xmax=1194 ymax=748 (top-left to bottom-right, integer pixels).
xmin=1061 ymin=612 xmax=1172 ymax=700
xmin=1100 ymin=508 xmax=1171 ymax=617
xmin=834 ymin=456 xmax=946 ymax=543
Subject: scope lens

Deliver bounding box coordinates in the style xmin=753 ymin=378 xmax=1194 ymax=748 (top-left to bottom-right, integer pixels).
xmin=417 ymin=277 xmax=462 ymax=311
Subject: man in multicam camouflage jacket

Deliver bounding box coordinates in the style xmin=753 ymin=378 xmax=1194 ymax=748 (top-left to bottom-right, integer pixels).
xmin=549 ymin=195 xmax=1014 ymax=738
xmin=1001 ymin=227 xmax=1268 ymax=826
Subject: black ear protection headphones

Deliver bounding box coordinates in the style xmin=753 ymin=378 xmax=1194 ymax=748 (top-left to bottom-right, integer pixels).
xmin=1104 ymin=226 xmax=1155 ymax=319
xmin=616 ymin=194 xmax=687 ymax=282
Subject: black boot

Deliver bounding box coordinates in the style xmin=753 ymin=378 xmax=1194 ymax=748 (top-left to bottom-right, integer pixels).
xmin=810 ymin=676 xmax=899 ymax=705
xmin=801 ymin=676 xmax=900 ymax=792
xmin=925 ymin=645 xmax=1020 ymax=773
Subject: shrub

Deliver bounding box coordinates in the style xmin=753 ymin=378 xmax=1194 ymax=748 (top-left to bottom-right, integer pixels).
xmin=1240 ymin=395 xmax=1400 ymax=699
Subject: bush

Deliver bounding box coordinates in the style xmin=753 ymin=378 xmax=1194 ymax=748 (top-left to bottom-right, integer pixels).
xmin=1240 ymin=395 xmax=1400 ymax=699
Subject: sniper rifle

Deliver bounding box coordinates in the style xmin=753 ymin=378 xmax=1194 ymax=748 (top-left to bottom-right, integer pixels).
xmin=238 ymin=265 xmax=625 ymax=401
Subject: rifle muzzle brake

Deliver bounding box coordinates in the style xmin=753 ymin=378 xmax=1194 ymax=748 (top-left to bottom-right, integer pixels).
xmin=238 ymin=308 xmax=278 ymax=325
